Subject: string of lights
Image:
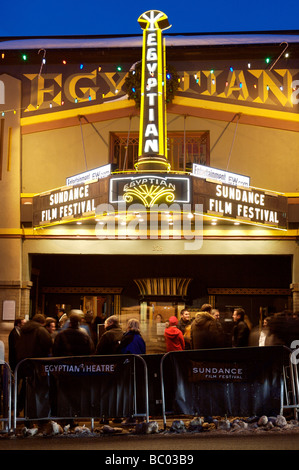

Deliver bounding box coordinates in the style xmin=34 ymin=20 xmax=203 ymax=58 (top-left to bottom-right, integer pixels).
xmin=0 ymin=46 xmax=297 ymax=117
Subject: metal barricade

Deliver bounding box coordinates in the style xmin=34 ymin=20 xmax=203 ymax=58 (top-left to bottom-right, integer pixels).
xmin=0 ymin=361 xmax=12 ymax=432
xmin=160 ymin=346 xmax=288 ymax=429
xmin=13 ymin=354 xmax=149 ymax=432
xmin=283 ymin=348 xmax=299 ymax=419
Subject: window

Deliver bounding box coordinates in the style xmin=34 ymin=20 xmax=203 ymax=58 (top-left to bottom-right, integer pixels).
xmin=110 ymin=131 xmax=210 ymax=171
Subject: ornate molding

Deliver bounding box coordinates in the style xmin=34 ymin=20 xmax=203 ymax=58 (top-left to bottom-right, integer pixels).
xmin=207 ymin=287 xmax=291 ymax=295
xmin=41 ymin=286 xmax=123 ymax=294
xmin=134 ymin=277 xmax=192 ymax=298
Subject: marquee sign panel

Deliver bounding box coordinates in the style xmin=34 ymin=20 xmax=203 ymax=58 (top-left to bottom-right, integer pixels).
xmin=33 ymin=178 xmax=109 ymax=226
xmin=192 ymin=177 xmax=288 ymax=229
xmin=109 ymin=174 xmax=190 ymax=208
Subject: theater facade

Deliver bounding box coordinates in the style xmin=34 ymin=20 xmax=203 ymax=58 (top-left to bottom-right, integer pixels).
xmin=0 ymin=10 xmax=299 ymax=350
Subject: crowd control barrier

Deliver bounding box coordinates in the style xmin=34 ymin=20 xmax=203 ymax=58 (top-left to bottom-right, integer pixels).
xmin=13 ymin=354 xmax=149 ymax=431
xmin=0 ymin=361 xmax=12 ymax=432
xmin=283 ymin=347 xmax=299 ymax=419
xmin=160 ymin=346 xmax=291 ymax=428
xmin=10 ymin=346 xmax=299 ymax=432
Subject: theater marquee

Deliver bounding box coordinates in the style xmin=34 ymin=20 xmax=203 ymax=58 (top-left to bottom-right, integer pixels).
xmin=32 ymin=178 xmax=109 ymax=226
xmin=192 ymin=176 xmax=288 ymax=229
xmin=30 ymin=10 xmax=289 ymax=232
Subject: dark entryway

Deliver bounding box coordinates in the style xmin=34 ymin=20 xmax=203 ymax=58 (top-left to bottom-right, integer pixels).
xmin=30 ymin=253 xmax=292 ymax=326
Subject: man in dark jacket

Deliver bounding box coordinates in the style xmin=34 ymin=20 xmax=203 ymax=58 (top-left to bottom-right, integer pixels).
xmin=191 ymin=312 xmax=225 ymax=350
xmin=95 ymin=315 xmax=123 ymax=355
xmin=16 ymin=314 xmax=53 ymax=417
xmin=8 ymin=317 xmax=25 ymax=371
xmin=232 ymin=308 xmax=250 ymax=347
xmin=53 ymin=312 xmax=94 ymax=356
xmin=17 ymin=314 xmax=53 ymax=362
xmin=177 ymin=309 xmax=191 ymax=335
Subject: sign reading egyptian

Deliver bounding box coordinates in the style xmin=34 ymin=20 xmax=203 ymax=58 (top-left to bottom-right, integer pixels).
xmin=109 ymin=174 xmax=190 ymax=208
xmin=136 ymin=10 xmax=171 ymax=170
xmin=192 ymin=176 xmax=288 ymax=229
xmin=20 ymin=67 xmax=299 ymax=119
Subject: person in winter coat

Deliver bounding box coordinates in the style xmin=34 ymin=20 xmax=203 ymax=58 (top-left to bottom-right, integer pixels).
xmin=232 ymin=308 xmax=250 ymax=347
xmin=95 ymin=315 xmax=123 ymax=355
xmin=16 ymin=314 xmax=53 ymax=362
xmin=177 ymin=309 xmax=191 ymax=335
xmin=8 ymin=317 xmax=26 ymax=371
xmin=53 ymin=312 xmax=94 ymax=356
xmin=120 ymin=318 xmax=146 ymax=355
xmin=191 ymin=311 xmax=224 ymax=350
xmin=164 ymin=316 xmax=185 ymax=352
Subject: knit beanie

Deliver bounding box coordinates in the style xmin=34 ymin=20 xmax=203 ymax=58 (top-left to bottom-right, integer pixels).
xmin=169 ymin=316 xmax=178 ymax=326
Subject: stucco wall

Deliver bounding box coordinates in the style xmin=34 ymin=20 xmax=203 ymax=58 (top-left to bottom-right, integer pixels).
xmin=21 ymin=113 xmax=299 ymax=194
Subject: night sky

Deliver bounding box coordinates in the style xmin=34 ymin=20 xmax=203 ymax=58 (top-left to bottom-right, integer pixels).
xmin=1 ymin=0 xmax=299 ymax=37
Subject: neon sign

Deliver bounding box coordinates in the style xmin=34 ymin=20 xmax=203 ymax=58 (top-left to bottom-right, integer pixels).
xmin=136 ymin=10 xmax=171 ymax=170
xmin=109 ymin=175 xmax=190 ymax=208
xmin=192 ymin=177 xmax=288 ymax=229
xmin=32 ymin=179 xmax=109 ymax=227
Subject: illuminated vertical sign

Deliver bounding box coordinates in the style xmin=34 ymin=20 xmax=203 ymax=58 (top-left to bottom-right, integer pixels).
xmin=136 ymin=10 xmax=171 ymax=171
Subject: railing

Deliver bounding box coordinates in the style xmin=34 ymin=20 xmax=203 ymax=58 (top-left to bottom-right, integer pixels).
xmin=13 ymin=354 xmax=149 ymax=432
xmin=160 ymin=346 xmax=298 ymax=429
xmin=283 ymin=347 xmax=299 ymax=419
xmin=1 ymin=346 xmax=298 ymax=434
xmin=0 ymin=361 xmax=12 ymax=432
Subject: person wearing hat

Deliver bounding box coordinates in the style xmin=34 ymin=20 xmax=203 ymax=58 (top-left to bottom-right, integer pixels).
xmin=164 ymin=316 xmax=185 ymax=352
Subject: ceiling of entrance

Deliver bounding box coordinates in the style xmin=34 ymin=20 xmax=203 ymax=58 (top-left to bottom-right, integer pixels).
xmin=31 ymin=254 xmax=292 ymax=299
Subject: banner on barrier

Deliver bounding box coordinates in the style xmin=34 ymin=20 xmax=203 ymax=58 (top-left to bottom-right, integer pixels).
xmin=162 ymin=346 xmax=287 ymax=417
xmin=18 ymin=356 xmax=142 ymax=419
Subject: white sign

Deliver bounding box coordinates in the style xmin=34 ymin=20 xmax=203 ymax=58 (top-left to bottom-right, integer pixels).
xmin=3 ymin=300 xmax=16 ymax=321
xmin=192 ymin=163 xmax=250 ymax=188
xmin=66 ymin=164 xmax=111 ymax=186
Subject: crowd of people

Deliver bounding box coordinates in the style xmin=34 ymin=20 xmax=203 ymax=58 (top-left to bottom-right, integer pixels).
xmin=163 ymin=305 xmax=250 ymax=352
xmin=8 ymin=310 xmax=146 ymax=372
xmin=163 ymin=305 xmax=299 ymax=352
xmin=8 ymin=304 xmax=299 ymax=372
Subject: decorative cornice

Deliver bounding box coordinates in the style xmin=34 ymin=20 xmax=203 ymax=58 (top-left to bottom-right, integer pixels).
xmin=208 ymin=287 xmax=291 ymax=295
